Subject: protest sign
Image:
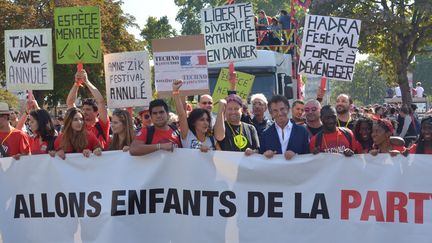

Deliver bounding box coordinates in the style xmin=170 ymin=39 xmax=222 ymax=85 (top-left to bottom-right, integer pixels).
xmin=298 ymin=15 xmax=361 ymax=81
xmin=153 ymin=35 xmax=209 ymax=98
xmin=1 ymin=151 xmax=431 ymax=242
xmin=104 ymin=51 xmax=152 ymax=109
xmin=54 ymin=6 xmax=101 ymax=64
xmin=201 ymin=2 xmax=257 ymax=64
xmin=4 ymin=29 xmax=53 ymax=91
xmin=212 ymin=68 xmax=254 ymax=112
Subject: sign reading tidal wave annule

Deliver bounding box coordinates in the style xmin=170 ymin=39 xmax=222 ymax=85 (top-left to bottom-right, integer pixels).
xmin=201 ymin=2 xmax=257 ymax=64
xmin=299 ymin=15 xmax=361 ymax=81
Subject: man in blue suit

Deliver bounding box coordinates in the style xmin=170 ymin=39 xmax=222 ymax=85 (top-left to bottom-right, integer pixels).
xmin=259 ymin=95 xmax=310 ymax=160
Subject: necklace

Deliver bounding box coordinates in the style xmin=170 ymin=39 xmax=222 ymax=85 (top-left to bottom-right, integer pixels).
xmin=322 ymin=130 xmax=339 ymax=152
xmin=337 ymin=116 xmax=351 ymax=128
xmin=227 ymin=122 xmax=247 ymax=149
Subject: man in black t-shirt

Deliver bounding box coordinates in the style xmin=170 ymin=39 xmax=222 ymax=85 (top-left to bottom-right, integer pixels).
xmin=305 ymin=99 xmax=323 ymax=136
xmin=214 ymin=94 xmax=260 ymax=154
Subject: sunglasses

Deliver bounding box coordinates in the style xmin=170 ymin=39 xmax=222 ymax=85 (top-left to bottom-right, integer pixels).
xmin=201 ymin=101 xmax=213 ymax=105
xmin=304 ymin=107 xmax=318 ymax=113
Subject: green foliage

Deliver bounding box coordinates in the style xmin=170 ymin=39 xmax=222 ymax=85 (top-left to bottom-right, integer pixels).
xmin=330 ymin=57 xmax=388 ymax=106
xmin=140 ymin=16 xmax=178 ymax=56
xmin=413 ymin=52 xmax=432 ymax=97
xmin=0 ymin=89 xmax=19 ymax=108
xmin=310 ymin=0 xmax=432 ymax=105
xmin=0 ymin=0 xmax=141 ymax=107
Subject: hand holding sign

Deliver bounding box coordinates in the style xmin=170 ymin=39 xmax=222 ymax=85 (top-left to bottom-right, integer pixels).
xmin=75 ymin=69 xmax=89 ymax=87
xmin=172 ymin=80 xmax=183 ymax=92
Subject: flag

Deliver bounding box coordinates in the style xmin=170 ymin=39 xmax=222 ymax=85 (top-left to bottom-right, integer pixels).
xmin=180 ymin=55 xmax=206 ymax=67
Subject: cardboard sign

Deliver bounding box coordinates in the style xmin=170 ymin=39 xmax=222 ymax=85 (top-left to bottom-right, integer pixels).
xmin=54 ymin=6 xmax=101 ymax=64
xmin=5 ymin=29 xmax=53 ymax=91
xmin=153 ymin=35 xmax=209 ymax=97
xmin=104 ymin=51 xmax=152 ymax=109
xmin=212 ymin=68 xmax=254 ymax=112
xmin=201 ymin=2 xmax=257 ymax=64
xmin=298 ymin=15 xmax=361 ymax=81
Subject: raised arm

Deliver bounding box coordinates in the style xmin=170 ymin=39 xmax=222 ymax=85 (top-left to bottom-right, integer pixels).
xmin=214 ymin=99 xmax=227 ymax=141
xmin=66 ymin=75 xmax=80 ymax=109
xmin=81 ymin=70 xmax=108 ymax=124
xmin=172 ymin=80 xmax=188 ymax=139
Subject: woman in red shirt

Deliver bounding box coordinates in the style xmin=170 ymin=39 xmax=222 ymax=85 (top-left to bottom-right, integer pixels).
xmin=108 ymin=109 xmax=135 ymax=151
xmin=28 ymin=109 xmax=57 ymax=155
xmin=409 ymin=116 xmax=432 ymax=154
xmin=54 ymin=108 xmax=102 ymax=159
xmin=370 ymin=119 xmax=407 ymax=156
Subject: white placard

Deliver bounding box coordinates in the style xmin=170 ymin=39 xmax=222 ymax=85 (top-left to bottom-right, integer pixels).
xmin=5 ymin=29 xmax=53 ymax=90
xmin=201 ymin=2 xmax=257 ymax=64
xmin=104 ymin=51 xmax=152 ymax=108
xmin=299 ymin=15 xmax=361 ymax=81
xmin=154 ymin=50 xmax=209 ymax=93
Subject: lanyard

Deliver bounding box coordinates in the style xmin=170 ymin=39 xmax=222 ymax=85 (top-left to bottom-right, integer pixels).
xmin=337 ymin=117 xmax=351 ymax=128
xmin=1 ymin=128 xmax=15 ymax=145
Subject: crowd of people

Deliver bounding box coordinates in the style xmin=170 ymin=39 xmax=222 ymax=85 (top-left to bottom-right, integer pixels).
xmin=255 ymin=9 xmax=292 ymax=46
xmin=1 ymin=70 xmax=431 ymax=160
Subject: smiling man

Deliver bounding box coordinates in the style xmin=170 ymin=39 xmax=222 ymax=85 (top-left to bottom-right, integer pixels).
xmin=259 ymin=95 xmax=310 ymax=160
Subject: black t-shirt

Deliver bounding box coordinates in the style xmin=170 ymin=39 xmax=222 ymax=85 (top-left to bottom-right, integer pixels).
xmin=306 ymin=125 xmax=323 ymax=136
xmin=337 ymin=118 xmax=355 ymax=131
xmin=218 ymin=121 xmax=260 ymax=152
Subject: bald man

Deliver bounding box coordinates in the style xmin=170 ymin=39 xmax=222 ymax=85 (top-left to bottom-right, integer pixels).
xmin=199 ymin=94 xmax=216 ymax=126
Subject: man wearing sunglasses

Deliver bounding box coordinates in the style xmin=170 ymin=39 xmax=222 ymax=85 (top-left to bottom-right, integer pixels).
xmin=198 ymin=94 xmax=216 ymax=126
xmin=304 ymin=99 xmax=323 ymax=136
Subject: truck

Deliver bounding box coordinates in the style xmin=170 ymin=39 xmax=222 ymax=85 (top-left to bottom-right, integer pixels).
xmin=207 ymin=50 xmax=298 ymax=103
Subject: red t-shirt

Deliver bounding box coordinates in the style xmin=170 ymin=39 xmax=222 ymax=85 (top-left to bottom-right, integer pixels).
xmin=408 ymin=144 xmax=432 ymax=154
xmin=135 ymin=126 xmax=181 ymax=146
xmin=30 ymin=136 xmax=50 ymax=155
xmin=310 ymin=128 xmax=362 ymax=154
xmin=0 ymin=129 xmax=30 ymax=157
xmin=86 ymin=117 xmax=110 ymax=150
xmin=54 ymin=132 xmax=101 ymax=153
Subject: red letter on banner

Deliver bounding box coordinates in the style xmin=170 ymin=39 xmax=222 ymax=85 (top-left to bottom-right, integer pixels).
xmin=409 ymin=192 xmax=431 ymax=224
xmin=341 ymin=190 xmax=361 ymax=220
xmin=360 ymin=191 xmax=384 ymax=222
xmin=386 ymin=191 xmax=408 ymax=223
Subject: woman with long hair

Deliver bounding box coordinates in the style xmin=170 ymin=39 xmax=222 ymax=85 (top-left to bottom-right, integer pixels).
xmin=108 ymin=109 xmax=135 ymax=151
xmin=409 ymin=116 xmax=432 ymax=154
xmin=353 ymin=117 xmax=374 ymax=153
xmin=54 ymin=107 xmax=102 ymax=159
xmin=370 ymin=119 xmax=406 ymax=156
xmin=28 ymin=109 xmax=57 ymax=155
xmin=172 ymin=80 xmax=216 ymax=152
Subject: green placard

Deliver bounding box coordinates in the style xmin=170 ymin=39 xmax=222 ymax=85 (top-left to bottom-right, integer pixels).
xmin=212 ymin=68 xmax=255 ymax=113
xmin=54 ymin=6 xmax=101 ymax=64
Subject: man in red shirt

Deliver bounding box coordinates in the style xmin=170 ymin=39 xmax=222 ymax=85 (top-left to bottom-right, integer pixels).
xmin=310 ymin=105 xmax=361 ymax=156
xmin=66 ymin=70 xmax=110 ymax=149
xmin=129 ymin=99 xmax=182 ymax=156
xmin=0 ymin=102 xmax=30 ymax=159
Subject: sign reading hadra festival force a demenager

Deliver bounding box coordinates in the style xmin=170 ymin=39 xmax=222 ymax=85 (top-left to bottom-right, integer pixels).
xmin=201 ymin=2 xmax=257 ymax=64
xmin=104 ymin=51 xmax=152 ymax=109
xmin=1 ymin=151 xmax=431 ymax=242
xmin=299 ymin=15 xmax=361 ymax=81
xmin=54 ymin=6 xmax=101 ymax=64
xmin=4 ymin=29 xmax=53 ymax=91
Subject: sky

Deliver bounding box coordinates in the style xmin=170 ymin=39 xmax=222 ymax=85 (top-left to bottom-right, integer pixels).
xmin=121 ymin=0 xmax=181 ymax=40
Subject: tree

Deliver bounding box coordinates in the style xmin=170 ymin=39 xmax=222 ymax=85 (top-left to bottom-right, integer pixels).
xmin=330 ymin=57 xmax=388 ymax=106
xmin=413 ymin=52 xmax=432 ymax=97
xmin=0 ymin=0 xmax=141 ymax=107
xmin=140 ymin=16 xmax=178 ymax=56
xmin=0 ymin=89 xmax=19 ymax=108
xmin=310 ymin=0 xmax=432 ymax=106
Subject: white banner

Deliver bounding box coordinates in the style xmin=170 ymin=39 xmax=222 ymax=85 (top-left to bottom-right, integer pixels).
xmin=299 ymin=15 xmax=361 ymax=81
xmin=154 ymin=50 xmax=209 ymax=94
xmin=104 ymin=51 xmax=152 ymax=109
xmin=201 ymin=3 xmax=257 ymax=64
xmin=5 ymin=29 xmax=53 ymax=91
xmin=0 ymin=151 xmax=431 ymax=243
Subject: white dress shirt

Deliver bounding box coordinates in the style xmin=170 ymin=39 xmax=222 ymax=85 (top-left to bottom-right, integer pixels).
xmin=275 ymin=120 xmax=293 ymax=152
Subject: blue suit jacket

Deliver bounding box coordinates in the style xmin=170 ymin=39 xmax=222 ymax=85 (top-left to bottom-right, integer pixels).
xmin=259 ymin=121 xmax=310 ymax=155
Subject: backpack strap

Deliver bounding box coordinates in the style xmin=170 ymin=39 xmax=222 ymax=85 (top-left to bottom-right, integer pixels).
xmin=338 ymin=127 xmax=353 ymax=148
xmin=0 ymin=144 xmax=7 ymax=157
xmin=94 ymin=122 xmax=106 ymax=142
xmin=168 ymin=124 xmax=182 ymax=148
xmin=145 ymin=126 xmax=155 ymax=145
